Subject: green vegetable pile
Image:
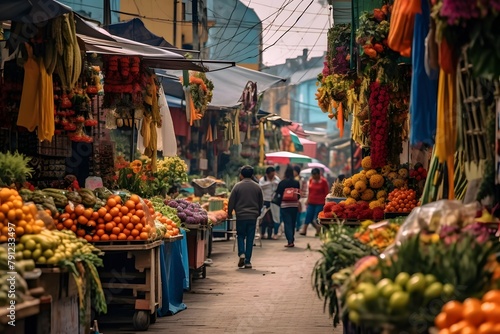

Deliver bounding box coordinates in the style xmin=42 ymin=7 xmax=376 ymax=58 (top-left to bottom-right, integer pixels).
xmin=150 ymin=197 xmax=181 ymax=225
xmin=312 ymin=224 xmax=378 ymax=327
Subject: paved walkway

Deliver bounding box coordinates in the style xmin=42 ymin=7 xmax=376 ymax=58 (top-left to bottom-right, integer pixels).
xmin=102 ymin=226 xmax=342 ymax=334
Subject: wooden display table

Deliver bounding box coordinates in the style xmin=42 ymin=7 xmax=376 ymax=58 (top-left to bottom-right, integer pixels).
xmin=0 ymin=298 xmax=40 ymax=334
xmin=34 ymin=267 xmax=89 ymax=334
xmin=95 ymin=240 xmax=163 ymax=331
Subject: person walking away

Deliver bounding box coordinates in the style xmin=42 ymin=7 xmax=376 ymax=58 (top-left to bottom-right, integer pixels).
xmin=227 ymin=166 xmax=264 ymax=269
xmin=293 ymin=165 xmax=308 ymax=232
xmin=275 ymin=165 xmax=300 ymax=247
xmin=300 ymin=168 xmax=329 ymax=236
xmin=259 ymin=167 xmax=280 ymax=239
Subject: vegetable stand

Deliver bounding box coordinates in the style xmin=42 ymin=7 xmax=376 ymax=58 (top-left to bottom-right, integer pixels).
xmin=94 ymin=239 xmax=163 ymax=331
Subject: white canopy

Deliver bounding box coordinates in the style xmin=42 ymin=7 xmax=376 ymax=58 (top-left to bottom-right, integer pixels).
xmin=158 ymin=66 xmax=285 ymax=109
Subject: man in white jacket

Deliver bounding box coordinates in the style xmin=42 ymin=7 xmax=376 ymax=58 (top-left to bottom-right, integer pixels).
xmin=258 ymin=167 xmax=280 ymax=239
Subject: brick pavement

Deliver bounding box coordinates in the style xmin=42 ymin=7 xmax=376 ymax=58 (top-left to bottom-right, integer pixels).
xmin=102 ymin=226 xmax=343 ymax=334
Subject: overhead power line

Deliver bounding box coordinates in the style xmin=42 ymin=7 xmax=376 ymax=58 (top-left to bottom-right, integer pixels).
xmin=216 ymin=0 xmax=295 ymax=60
xmin=211 ymin=0 xmax=239 ymax=57
xmin=227 ymin=0 xmax=316 ymax=63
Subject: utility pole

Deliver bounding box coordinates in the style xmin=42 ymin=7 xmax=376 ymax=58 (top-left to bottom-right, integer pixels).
xmin=192 ymin=0 xmax=199 ymax=52
xmin=173 ymin=0 xmax=178 ymax=47
xmin=103 ymin=0 xmax=111 ymax=27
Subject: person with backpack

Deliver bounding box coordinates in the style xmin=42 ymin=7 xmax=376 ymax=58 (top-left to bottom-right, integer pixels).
xmin=228 ymin=166 xmax=264 ymax=269
xmin=300 ymin=168 xmax=329 ymax=236
xmin=274 ymin=165 xmax=300 ymax=248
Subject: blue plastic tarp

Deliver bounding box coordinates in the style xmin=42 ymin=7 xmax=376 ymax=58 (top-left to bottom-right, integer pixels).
xmin=157 ymin=229 xmax=190 ymax=317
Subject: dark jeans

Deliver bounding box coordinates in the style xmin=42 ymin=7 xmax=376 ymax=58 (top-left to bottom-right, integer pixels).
xmin=280 ymin=207 xmax=298 ymax=245
xmin=236 ymin=219 xmax=257 ymax=264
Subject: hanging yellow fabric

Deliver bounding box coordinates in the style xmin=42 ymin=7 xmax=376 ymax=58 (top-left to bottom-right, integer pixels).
xmin=259 ymin=122 xmax=265 ymax=165
xmin=234 ymin=110 xmax=240 ymax=145
xmin=17 ymin=44 xmax=40 ymax=132
xmin=434 ymin=69 xmax=456 ymax=199
xmin=38 ymin=59 xmax=55 ymax=142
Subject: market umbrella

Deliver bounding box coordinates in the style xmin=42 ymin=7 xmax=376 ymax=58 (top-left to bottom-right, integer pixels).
xmin=300 ymin=168 xmax=334 ymax=179
xmin=289 ymin=131 xmax=303 ymax=152
xmin=265 ymin=151 xmax=313 ymax=164
xmin=307 ymin=162 xmax=332 ymax=174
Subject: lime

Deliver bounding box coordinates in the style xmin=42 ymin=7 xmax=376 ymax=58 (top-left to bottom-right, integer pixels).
xmin=443 ymin=283 xmax=454 ymax=296
xmin=352 ymin=293 xmax=365 ymax=311
xmin=349 ymin=310 xmax=361 ymax=324
xmin=424 ymin=282 xmax=443 ymax=300
xmin=24 ymin=239 xmax=37 ymax=251
xmin=389 ymin=291 xmax=410 ymax=311
xmin=31 ymin=249 xmax=42 ymax=261
xmin=394 ymin=272 xmax=410 ymax=288
xmin=22 ymin=249 xmax=32 ymax=260
xmin=356 ymin=282 xmax=371 ymax=293
xmin=360 ymin=283 xmax=378 ymax=303
xmin=424 ymin=274 xmax=437 ymax=286
xmin=37 ymin=256 xmax=47 ymax=264
xmin=43 ymin=249 xmax=54 ymax=259
xmin=376 ymin=278 xmax=393 ymax=291
xmin=16 ymin=243 xmax=25 ymax=252
xmin=406 ymin=273 xmax=426 ymax=294
xmin=382 ymin=283 xmax=402 ymax=299
xmin=346 ymin=293 xmax=358 ymax=310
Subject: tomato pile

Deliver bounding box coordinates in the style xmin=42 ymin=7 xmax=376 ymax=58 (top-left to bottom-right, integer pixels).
xmin=435 ymin=290 xmax=500 ymax=334
xmin=384 ymin=188 xmax=418 ymax=213
xmin=55 ymin=194 xmax=153 ymax=241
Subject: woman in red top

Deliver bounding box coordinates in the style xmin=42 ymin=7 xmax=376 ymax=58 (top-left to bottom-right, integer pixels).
xmin=300 ymin=168 xmax=329 ymax=235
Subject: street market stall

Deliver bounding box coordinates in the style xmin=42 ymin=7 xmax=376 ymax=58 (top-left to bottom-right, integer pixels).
xmin=313 ymin=0 xmax=500 ymax=332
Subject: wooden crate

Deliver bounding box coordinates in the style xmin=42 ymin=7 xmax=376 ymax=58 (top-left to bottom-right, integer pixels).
xmin=95 ymin=240 xmax=162 ymax=331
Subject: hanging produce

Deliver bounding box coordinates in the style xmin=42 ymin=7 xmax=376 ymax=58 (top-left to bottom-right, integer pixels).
xmin=51 ymin=12 xmax=82 ymax=91
xmin=180 ymin=71 xmax=214 ymax=122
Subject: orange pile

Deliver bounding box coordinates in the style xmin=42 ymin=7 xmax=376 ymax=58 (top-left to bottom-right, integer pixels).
xmin=384 ymin=188 xmax=418 ymax=213
xmin=435 ymin=290 xmax=500 ymax=334
xmin=144 ymin=199 xmax=180 ymax=238
xmin=55 ymin=194 xmax=152 ymax=242
xmin=0 ymin=188 xmax=45 ymax=242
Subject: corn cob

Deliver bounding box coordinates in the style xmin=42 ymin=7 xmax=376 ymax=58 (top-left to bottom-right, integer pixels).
xmin=53 ymin=16 xmax=64 ymax=56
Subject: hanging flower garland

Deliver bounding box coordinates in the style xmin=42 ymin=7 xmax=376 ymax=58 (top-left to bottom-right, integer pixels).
xmin=315 ymin=23 xmax=353 ymax=122
xmin=368 ymin=81 xmax=390 ymax=169
xmin=181 ymin=71 xmax=214 ymax=119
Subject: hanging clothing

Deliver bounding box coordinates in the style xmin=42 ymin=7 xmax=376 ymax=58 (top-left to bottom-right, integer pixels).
xmin=409 ymin=0 xmax=438 ymax=146
xmin=157 ymin=85 xmax=177 ymax=156
xmin=17 ymin=43 xmax=55 ymax=142
xmin=17 ymin=44 xmax=41 ymax=132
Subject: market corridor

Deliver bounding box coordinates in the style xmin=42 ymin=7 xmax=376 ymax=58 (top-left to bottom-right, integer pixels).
xmin=104 ymin=233 xmax=339 ymax=333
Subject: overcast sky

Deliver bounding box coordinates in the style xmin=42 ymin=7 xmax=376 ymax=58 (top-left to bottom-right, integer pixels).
xmin=247 ymin=0 xmax=331 ymax=66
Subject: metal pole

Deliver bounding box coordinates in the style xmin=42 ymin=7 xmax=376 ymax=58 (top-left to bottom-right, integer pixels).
xmin=103 ymin=0 xmax=111 ymax=26
xmin=173 ymin=0 xmax=178 ymax=46
xmin=192 ymin=0 xmax=199 ymax=51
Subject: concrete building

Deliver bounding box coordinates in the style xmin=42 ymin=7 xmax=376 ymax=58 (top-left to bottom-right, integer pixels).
xmin=205 ymin=0 xmax=262 ymax=70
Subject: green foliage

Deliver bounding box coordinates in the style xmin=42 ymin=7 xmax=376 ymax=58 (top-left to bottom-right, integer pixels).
xmin=0 ymin=151 xmax=33 ymax=186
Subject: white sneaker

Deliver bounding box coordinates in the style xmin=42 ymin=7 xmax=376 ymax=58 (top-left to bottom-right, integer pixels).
xmin=238 ymin=254 xmax=245 ymax=268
